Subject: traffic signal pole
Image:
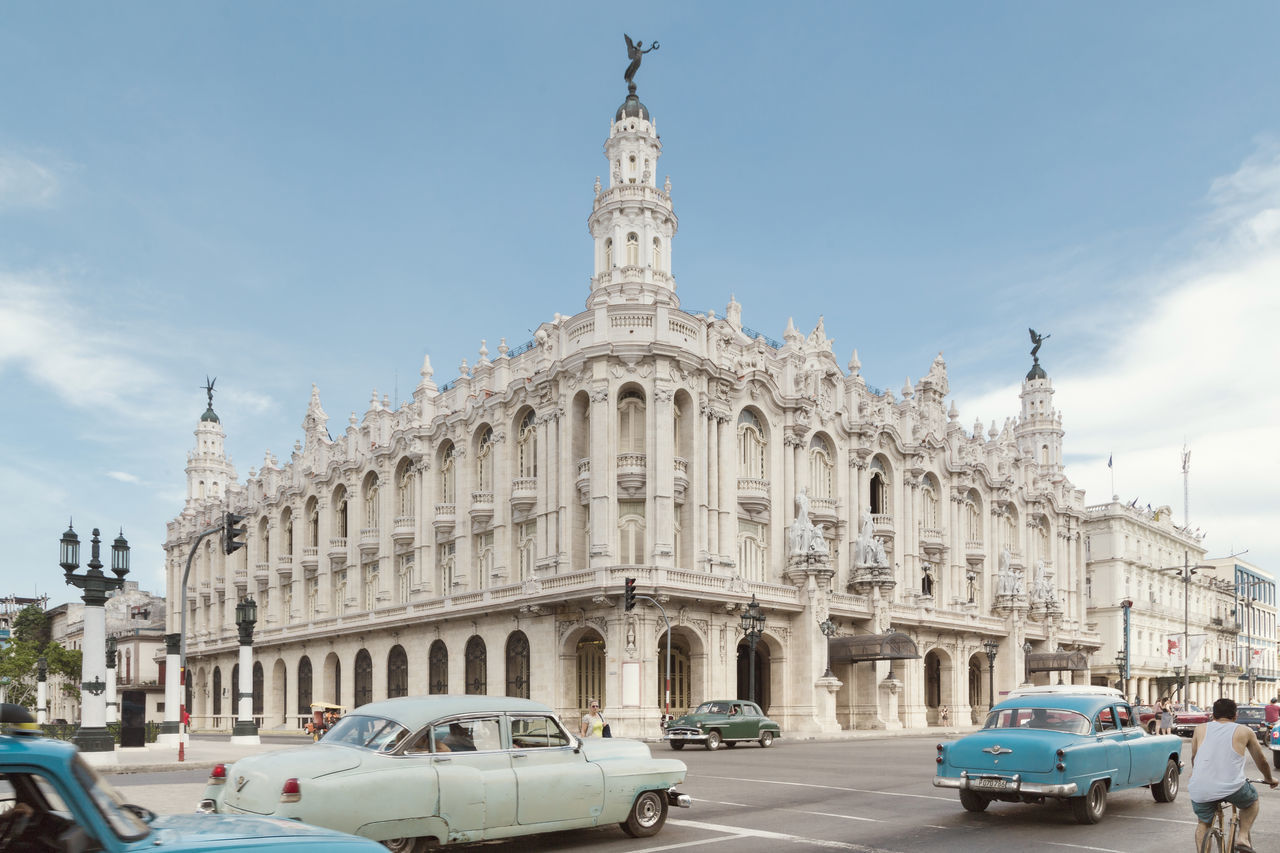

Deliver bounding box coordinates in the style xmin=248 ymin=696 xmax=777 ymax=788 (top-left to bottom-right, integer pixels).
xmin=622 ymin=578 xmax=672 ymax=721
xmin=177 ymin=511 xmax=247 ymax=724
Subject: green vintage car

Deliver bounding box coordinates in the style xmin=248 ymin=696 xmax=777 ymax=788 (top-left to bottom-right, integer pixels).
xmin=664 ymin=700 xmax=781 ymax=750
xmin=198 ymin=695 xmax=690 ymax=850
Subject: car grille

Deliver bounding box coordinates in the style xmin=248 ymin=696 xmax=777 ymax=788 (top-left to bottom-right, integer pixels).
xmin=667 ymin=727 xmax=701 ymax=737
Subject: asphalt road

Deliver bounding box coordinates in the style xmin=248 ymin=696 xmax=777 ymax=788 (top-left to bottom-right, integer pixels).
xmin=107 ymin=734 xmax=1278 ymax=853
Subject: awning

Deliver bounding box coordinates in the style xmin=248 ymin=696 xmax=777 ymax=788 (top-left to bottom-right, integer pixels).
xmin=1026 ymin=651 xmax=1089 ymax=673
xmin=828 ymin=632 xmax=921 ymax=664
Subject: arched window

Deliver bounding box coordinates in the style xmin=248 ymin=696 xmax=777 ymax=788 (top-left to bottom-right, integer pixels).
xmin=1036 ymin=519 xmax=1051 ymax=564
xmin=387 ymin=645 xmax=408 ymax=698
xmin=333 ymin=569 xmax=347 ymax=615
xmin=1002 ymin=506 xmax=1018 ymax=554
xmin=306 ymin=498 xmax=319 ymax=548
xmin=657 ymin=635 xmax=691 ymax=713
xmin=517 ymin=411 xmax=537 ymax=478
xmin=282 ymin=508 xmax=294 ymax=555
xmin=332 ymin=659 xmax=341 ymax=705
xmin=738 ymin=520 xmax=767 ymax=582
xmin=252 ymin=662 xmax=264 ymax=716
xmin=354 ymin=649 xmax=373 ymax=707
xmin=505 ymin=631 xmax=530 ymax=698
xmin=437 ymin=542 xmax=456 ymax=593
xmin=428 ymin=640 xmax=448 ymax=694
xmin=474 ymin=531 xmax=494 ymax=590
xmin=397 ymin=462 xmax=415 ymax=518
xmin=212 ymin=667 xmax=222 ymax=716
xmin=465 ymin=636 xmax=487 ymax=695
xmin=965 ymin=492 xmax=983 ymax=543
xmin=618 ymin=500 xmax=645 ymax=565
xmin=476 ymin=428 xmax=495 ymax=493
xmin=809 ymin=435 xmax=833 ymax=500
xmin=652 ymin=237 xmax=663 ymax=272
xmin=231 ymin=664 xmax=238 ymax=713
xmin=334 ymin=486 xmax=349 ymax=539
xmin=869 ymin=458 xmax=890 ymax=515
xmin=439 ymin=444 xmax=455 ymax=504
xmin=258 ymin=518 xmax=271 ymax=564
xmin=738 ymin=410 xmax=767 ymax=480
xmin=626 ymin=232 xmax=639 ymax=266
xmin=921 ymin=476 xmax=939 ymax=529
xmin=363 ymin=473 xmax=379 ymax=530
xmin=297 ymin=656 xmax=313 ymax=714
xmin=604 ymin=237 xmax=613 ymax=269
xmin=576 ymin=635 xmax=606 ymax=710
xmin=516 ymin=521 xmax=536 ymax=581
xmin=618 ymin=390 xmax=645 ymax=453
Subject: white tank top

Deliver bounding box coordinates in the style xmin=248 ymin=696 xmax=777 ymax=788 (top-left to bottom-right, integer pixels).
xmin=1189 ymin=721 xmax=1248 ymax=802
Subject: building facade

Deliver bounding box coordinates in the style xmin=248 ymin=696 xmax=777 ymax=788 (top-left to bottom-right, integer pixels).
xmin=164 ymin=81 xmax=1101 ymax=735
xmin=1202 ymin=557 xmax=1278 ymax=703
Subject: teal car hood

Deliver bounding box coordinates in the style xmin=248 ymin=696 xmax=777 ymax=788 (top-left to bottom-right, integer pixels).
xmin=151 ymin=813 xmax=376 ymax=847
xmin=944 ymin=729 xmax=1077 ymax=774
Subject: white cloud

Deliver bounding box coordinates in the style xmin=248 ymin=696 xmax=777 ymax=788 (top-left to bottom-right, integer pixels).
xmin=0 ymin=153 xmax=60 ymax=209
xmin=954 ymin=143 xmax=1280 ymax=571
xmin=106 ymin=471 xmax=141 ymax=484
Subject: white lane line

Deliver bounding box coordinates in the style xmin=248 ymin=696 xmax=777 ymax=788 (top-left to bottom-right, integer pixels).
xmin=1043 ymin=843 xmax=1129 ymax=853
xmin=668 ymin=818 xmax=902 ymax=852
xmin=699 ymin=774 xmax=954 ymax=802
xmin=629 ymin=832 xmax=746 ymax=852
xmin=787 ymin=809 xmax=878 ymax=822
xmin=1114 ymin=813 xmax=1197 ymax=826
xmin=699 ymin=800 xmax=755 ymax=807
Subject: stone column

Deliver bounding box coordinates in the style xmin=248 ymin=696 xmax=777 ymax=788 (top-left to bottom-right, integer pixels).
xmin=36 ymin=657 xmax=48 ymax=724
xmin=74 ymin=600 xmax=114 ymax=760
xmin=231 ymin=613 xmax=260 ymax=745
xmin=589 ymin=384 xmax=611 ymax=568
xmin=156 ymin=633 xmax=183 ymax=745
xmin=105 ymin=641 xmax=118 ymax=725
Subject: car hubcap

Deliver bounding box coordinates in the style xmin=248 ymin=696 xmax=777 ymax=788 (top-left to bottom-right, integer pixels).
xmin=638 ymin=794 xmax=660 ymax=827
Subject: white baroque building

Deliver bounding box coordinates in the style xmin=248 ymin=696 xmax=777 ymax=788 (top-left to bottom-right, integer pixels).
xmin=165 ymin=82 xmax=1102 ymax=735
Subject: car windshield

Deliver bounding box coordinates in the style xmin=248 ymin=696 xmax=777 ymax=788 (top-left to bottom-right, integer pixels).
xmin=323 ymin=714 xmax=410 ymax=751
xmin=983 ymin=707 xmax=1090 ymax=735
xmin=71 ymin=756 xmax=149 ymax=841
xmin=1238 ymin=708 xmax=1265 ymax=723
xmin=694 ymin=702 xmax=730 ymax=715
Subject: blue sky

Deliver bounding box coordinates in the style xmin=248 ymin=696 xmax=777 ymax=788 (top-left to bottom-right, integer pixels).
xmin=2 ymin=2 xmax=1277 ymax=605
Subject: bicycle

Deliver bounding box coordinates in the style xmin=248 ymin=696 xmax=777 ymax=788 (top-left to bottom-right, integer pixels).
xmin=1197 ymin=779 xmax=1270 ymax=853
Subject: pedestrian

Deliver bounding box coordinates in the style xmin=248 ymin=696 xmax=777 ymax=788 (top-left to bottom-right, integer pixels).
xmin=1266 ymin=697 xmax=1279 ymax=726
xmin=939 ymin=705 xmax=950 ymax=727
xmin=581 ymin=699 xmax=606 ymax=738
xmin=1159 ymin=696 xmax=1174 ymax=736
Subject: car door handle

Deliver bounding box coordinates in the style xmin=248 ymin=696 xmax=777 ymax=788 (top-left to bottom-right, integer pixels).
xmin=512 ymin=752 xmax=528 ymax=759
xmin=433 ymin=756 xmax=452 ymax=763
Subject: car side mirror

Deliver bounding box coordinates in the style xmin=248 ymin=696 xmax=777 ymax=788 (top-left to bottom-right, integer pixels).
xmin=571 ymin=735 xmax=582 ymax=753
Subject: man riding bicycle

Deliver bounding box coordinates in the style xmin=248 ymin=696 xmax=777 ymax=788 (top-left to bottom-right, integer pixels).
xmin=1189 ymin=697 xmax=1278 ymax=852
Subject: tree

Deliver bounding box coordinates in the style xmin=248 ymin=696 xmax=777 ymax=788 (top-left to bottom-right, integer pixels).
xmin=0 ymin=605 xmax=81 ymax=710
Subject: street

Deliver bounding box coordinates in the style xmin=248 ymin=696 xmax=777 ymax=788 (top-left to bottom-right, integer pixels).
xmin=105 ymin=734 xmax=1278 ymax=852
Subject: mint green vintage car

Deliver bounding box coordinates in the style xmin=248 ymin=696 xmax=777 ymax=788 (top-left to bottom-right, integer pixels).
xmin=664 ymin=700 xmax=781 ymax=750
xmin=198 ymin=696 xmax=690 ymax=850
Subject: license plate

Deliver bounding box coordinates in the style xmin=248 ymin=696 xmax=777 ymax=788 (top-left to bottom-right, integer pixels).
xmin=972 ymin=777 xmax=1009 ymax=790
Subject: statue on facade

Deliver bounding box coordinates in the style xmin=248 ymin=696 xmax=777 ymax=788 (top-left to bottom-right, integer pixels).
xmin=623 ymin=35 xmax=659 ymax=91
xmin=787 ymin=487 xmax=828 ymax=556
xmin=1029 ymin=327 xmax=1050 ymax=359
xmin=921 ymin=563 xmax=935 ymax=597
xmin=203 ymin=375 xmax=216 ymax=408
xmin=995 ymin=547 xmax=1015 ymax=595
xmin=856 ymin=507 xmax=876 ymax=564
xmin=1031 ymin=559 xmax=1049 ymax=601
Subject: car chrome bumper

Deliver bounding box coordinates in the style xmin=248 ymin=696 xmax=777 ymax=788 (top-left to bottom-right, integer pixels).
xmin=934 ymin=771 xmax=1078 ymax=797
xmin=664 ymin=731 xmax=706 ymax=742
xmin=667 ymin=787 xmax=692 ymax=808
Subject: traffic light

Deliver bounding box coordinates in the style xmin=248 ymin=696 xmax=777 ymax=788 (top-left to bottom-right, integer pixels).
xmin=224 ymin=511 xmax=248 ymax=555
xmin=624 ymin=577 xmax=637 ymax=611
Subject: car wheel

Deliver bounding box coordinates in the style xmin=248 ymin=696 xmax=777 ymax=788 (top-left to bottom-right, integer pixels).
xmin=705 ymin=730 xmax=722 ymax=750
xmin=1151 ymin=758 xmax=1179 ymax=803
xmin=1070 ymin=780 xmax=1108 ymax=824
xmin=669 ymin=741 xmax=684 ymax=751
xmin=725 ymin=740 xmax=737 ymax=748
xmin=958 ymin=790 xmax=990 ymax=813
xmin=620 ymin=790 xmax=668 ymax=838
xmin=381 ymin=839 xmax=426 ymax=853
xmin=760 ymin=731 xmax=774 ymax=748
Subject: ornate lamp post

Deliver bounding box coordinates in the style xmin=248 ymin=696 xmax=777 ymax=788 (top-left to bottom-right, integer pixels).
xmin=60 ymin=523 xmax=129 ymax=757
xmin=36 ymin=657 xmax=48 ymax=724
xmin=740 ymin=595 xmax=765 ymax=705
xmin=983 ymin=639 xmax=999 ymax=710
xmin=231 ymin=596 xmax=260 ymax=744
xmin=1114 ymin=652 xmax=1128 ymax=693
xmin=819 ymin=618 xmax=837 ymax=679
xmin=105 ymin=636 xmax=119 ymax=724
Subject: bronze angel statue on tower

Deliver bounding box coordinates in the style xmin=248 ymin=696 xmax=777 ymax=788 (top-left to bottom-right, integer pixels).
xmin=624 ymin=34 xmax=659 ymax=91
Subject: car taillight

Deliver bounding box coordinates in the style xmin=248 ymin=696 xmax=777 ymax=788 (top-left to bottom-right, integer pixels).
xmin=1056 ymin=748 xmax=1066 ymax=771
xmin=936 ymin=743 xmax=945 ymax=764
xmin=280 ymin=778 xmax=301 ymax=803
xmin=208 ymin=764 xmax=227 ymax=785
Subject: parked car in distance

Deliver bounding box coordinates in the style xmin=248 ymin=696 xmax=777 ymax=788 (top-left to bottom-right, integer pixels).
xmin=1235 ymin=705 xmax=1270 ymax=741
xmin=1132 ymin=704 xmax=1160 ymax=733
xmin=0 ymin=704 xmax=383 ymax=853
xmin=1171 ymin=703 xmax=1212 ymax=736
xmin=664 ymin=700 xmax=781 ymax=750
xmin=199 ymin=695 xmax=690 ymax=850
xmin=934 ymin=688 xmax=1184 ymax=824
xmin=1269 ymin=720 xmax=1280 ymax=769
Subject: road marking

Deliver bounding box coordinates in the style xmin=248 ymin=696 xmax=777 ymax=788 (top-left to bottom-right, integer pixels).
xmin=700 ymin=800 xmax=755 ymax=807
xmin=699 ymin=774 xmax=954 ymax=802
xmin=787 ymin=809 xmax=878 ymax=822
xmin=1043 ymin=843 xmax=1129 ymax=852
xmin=1114 ymin=813 xmax=1198 ymax=826
xmin=631 ymin=832 xmax=746 ymax=852
xmin=668 ymin=818 xmax=902 ymax=852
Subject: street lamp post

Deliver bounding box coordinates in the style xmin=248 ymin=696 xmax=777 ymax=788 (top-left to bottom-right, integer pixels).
xmin=819 ymin=618 xmax=837 ymax=679
xmin=740 ymin=596 xmax=765 ymax=706
xmin=1115 ymin=652 xmax=1128 ymax=693
xmin=231 ymin=596 xmax=260 ymax=744
xmin=60 ymin=523 xmax=129 ymax=756
xmin=36 ymin=657 xmax=48 ymax=724
xmin=983 ymin=639 xmax=999 ymax=710
xmin=105 ymin=637 xmax=118 ymax=725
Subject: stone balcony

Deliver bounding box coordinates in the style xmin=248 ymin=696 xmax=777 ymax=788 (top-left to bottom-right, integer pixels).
xmin=392 ymin=516 xmax=415 ymax=544
xmin=965 ymin=540 xmax=985 ymax=564
xmin=300 ymin=546 xmax=319 ymax=571
xmin=673 ymin=457 xmax=689 ymax=503
xmin=275 ymin=554 xmax=293 ymax=580
xmin=617 ymin=453 xmax=646 ymax=496
xmin=810 ymin=497 xmax=838 ymax=525
xmin=359 ymin=527 xmax=380 ymax=554
xmin=212 ymin=576 xmax=225 ymax=594
xmin=872 ymin=513 xmax=894 ymax=537
xmin=253 ymin=562 xmax=270 ymax=582
xmin=576 ymin=459 xmax=590 ymax=504
xmin=327 ymin=537 xmax=348 ymax=561
xmin=433 ymin=504 xmax=456 ymax=535
xmin=737 ymin=478 xmax=770 ymax=515
xmin=510 ymin=478 xmax=537 ymax=513
xmin=233 ymin=568 xmax=248 ymax=591
xmin=470 ymin=492 xmax=494 ymax=526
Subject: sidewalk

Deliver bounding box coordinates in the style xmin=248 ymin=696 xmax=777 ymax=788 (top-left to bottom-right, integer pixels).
xmin=102 ymin=724 xmax=981 ymax=775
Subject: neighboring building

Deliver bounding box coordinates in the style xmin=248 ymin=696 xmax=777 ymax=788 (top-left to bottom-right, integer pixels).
xmin=1083 ymin=499 xmax=1241 ymax=706
xmin=165 ymin=74 xmax=1101 ymax=735
xmin=1 ymin=594 xmax=48 ymax=648
xmin=1201 ymin=557 xmax=1277 ymax=703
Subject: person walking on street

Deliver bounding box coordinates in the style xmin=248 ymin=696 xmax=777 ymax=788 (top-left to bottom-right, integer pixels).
xmin=1159 ymin=697 xmax=1174 ymax=736
xmin=1265 ymin=697 xmax=1279 ymax=727
xmin=1188 ymin=697 xmax=1278 ymax=853
xmin=581 ymin=699 xmax=605 ymax=738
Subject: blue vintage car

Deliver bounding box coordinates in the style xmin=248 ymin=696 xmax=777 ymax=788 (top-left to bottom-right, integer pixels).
xmin=0 ymin=705 xmax=383 ymax=852
xmin=933 ymin=687 xmax=1184 ymax=824
xmin=199 ymin=695 xmax=691 ymax=849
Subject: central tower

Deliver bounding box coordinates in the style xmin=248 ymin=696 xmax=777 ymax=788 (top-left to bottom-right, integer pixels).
xmin=586 ymin=81 xmax=679 ymax=308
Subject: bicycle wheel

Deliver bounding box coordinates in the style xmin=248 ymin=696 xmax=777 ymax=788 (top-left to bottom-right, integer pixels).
xmin=1197 ymin=824 xmax=1224 ymax=853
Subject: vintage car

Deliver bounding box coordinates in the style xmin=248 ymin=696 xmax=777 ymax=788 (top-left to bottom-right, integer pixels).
xmin=199 ymin=695 xmax=690 ymax=849
xmin=1235 ymin=705 xmax=1270 ymax=741
xmin=664 ymin=700 xmax=781 ymax=750
xmin=1132 ymin=703 xmax=1160 ymax=733
xmin=1172 ymin=702 xmax=1212 ymax=736
xmin=0 ymin=704 xmax=382 ymax=853
xmin=934 ymin=687 xmax=1184 ymax=824
xmin=1269 ymin=719 xmax=1280 ymax=769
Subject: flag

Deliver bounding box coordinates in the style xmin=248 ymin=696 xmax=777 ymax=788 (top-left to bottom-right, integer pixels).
xmin=1167 ymin=635 xmax=1181 ymax=661
xmin=1107 ymin=454 xmax=1113 ymax=469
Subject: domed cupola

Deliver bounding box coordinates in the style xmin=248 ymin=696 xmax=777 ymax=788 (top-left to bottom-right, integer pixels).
xmin=586 ymin=36 xmax=678 ymax=309
xmin=185 ymin=378 xmax=238 ymax=508
xmin=1016 ymin=330 xmax=1064 ymax=474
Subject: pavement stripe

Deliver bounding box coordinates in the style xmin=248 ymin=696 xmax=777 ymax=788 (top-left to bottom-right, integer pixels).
xmin=668 ymin=818 xmax=902 ymax=852
xmin=1114 ymin=813 xmax=1197 ymax=826
xmin=630 ymin=832 xmax=746 ymax=852
xmin=699 ymin=774 xmax=954 ymax=802
xmin=787 ymin=809 xmax=878 ymax=823
xmin=1043 ymin=843 xmax=1129 ymax=853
